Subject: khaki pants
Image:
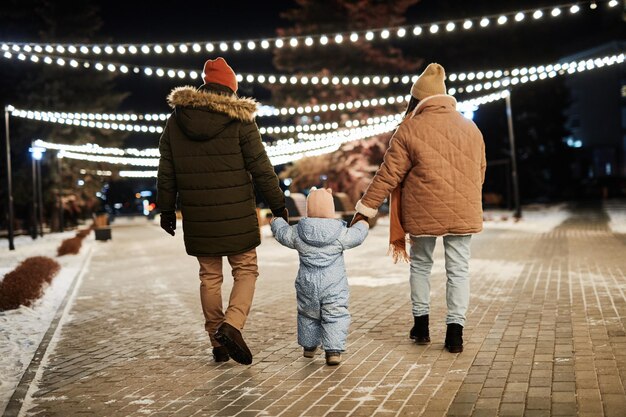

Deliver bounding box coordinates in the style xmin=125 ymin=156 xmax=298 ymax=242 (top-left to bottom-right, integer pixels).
xmin=197 ymin=249 xmax=258 ymax=347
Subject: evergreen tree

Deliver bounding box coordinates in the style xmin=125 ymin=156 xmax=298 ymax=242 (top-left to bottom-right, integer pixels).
xmin=0 ymin=0 xmax=128 ymax=233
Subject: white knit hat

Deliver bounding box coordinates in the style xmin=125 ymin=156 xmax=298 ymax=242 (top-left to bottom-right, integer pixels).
xmin=410 ymin=63 xmax=447 ymax=100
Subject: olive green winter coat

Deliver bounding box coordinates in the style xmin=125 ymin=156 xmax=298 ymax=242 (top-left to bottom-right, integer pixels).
xmin=157 ymin=84 xmax=284 ymax=257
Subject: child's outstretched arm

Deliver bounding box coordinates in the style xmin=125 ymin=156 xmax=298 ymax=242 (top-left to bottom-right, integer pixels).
xmin=339 ymin=221 xmax=369 ymax=250
xmin=270 ymin=217 xmax=297 ymax=249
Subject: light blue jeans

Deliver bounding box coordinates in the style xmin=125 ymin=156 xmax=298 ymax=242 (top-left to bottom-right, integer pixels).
xmin=409 ymin=235 xmax=471 ymax=326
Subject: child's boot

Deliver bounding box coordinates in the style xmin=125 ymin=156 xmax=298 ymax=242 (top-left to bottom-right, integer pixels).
xmin=303 ymin=347 xmax=318 ymax=358
xmin=325 ymin=351 xmax=342 ymax=366
xmin=410 ymin=315 xmax=430 ymax=345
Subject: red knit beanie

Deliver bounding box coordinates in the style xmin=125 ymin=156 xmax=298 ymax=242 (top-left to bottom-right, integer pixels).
xmin=202 ymin=57 xmax=238 ymax=93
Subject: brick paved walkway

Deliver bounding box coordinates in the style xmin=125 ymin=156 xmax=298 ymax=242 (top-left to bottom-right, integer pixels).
xmin=10 ymin=205 xmax=626 ymax=417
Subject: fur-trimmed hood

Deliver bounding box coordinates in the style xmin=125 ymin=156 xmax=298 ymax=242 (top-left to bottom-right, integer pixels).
xmin=166 ymin=86 xmax=259 ymax=141
xmin=167 ymin=85 xmax=258 ymax=122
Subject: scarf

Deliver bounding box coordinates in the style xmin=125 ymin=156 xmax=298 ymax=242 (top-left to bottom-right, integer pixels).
xmin=388 ymin=186 xmax=410 ymax=263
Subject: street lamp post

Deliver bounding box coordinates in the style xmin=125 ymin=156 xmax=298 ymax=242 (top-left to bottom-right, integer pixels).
xmin=505 ymin=91 xmax=522 ymax=219
xmin=31 ymin=143 xmax=38 ymax=239
xmin=37 ymin=156 xmax=44 ymax=237
xmin=4 ymin=106 xmax=15 ymax=250
xmin=58 ymin=151 xmax=64 ymax=232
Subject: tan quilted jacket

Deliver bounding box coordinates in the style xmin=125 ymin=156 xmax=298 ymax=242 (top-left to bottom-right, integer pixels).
xmin=356 ymin=94 xmax=486 ymax=236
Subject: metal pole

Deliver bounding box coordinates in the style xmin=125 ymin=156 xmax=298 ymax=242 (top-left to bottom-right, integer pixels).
xmin=58 ymin=153 xmax=63 ymax=232
xmin=505 ymin=91 xmax=522 ymax=219
xmin=4 ymin=107 xmax=15 ymax=250
xmin=31 ymin=147 xmax=38 ymax=239
xmin=37 ymin=158 xmax=44 ymax=237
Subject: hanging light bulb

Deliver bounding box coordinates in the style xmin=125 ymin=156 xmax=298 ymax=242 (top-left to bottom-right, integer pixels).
xmin=463 ymin=20 xmax=473 ymax=29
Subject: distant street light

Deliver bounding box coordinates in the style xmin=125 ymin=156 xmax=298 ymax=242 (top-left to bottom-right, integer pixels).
xmin=29 ymin=143 xmax=46 ymax=237
xmin=4 ymin=106 xmax=15 ymax=250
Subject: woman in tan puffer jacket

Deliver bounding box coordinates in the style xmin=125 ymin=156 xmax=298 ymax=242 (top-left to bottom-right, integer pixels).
xmin=353 ymin=63 xmax=486 ymax=353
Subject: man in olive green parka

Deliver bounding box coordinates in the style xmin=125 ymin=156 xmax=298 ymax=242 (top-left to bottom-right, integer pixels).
xmin=157 ymin=57 xmax=286 ymax=365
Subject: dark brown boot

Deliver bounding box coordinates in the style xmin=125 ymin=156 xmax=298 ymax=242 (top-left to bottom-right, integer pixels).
xmin=215 ymin=322 xmax=253 ymax=365
xmin=212 ymin=346 xmax=229 ymax=363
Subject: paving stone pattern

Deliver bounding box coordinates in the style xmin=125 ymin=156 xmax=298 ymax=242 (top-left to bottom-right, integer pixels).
xmin=17 ymin=206 xmax=626 ymax=417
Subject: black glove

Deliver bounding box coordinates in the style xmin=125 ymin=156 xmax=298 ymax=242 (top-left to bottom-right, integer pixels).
xmin=349 ymin=212 xmax=369 ymax=227
xmin=160 ymin=211 xmax=176 ymax=236
xmin=272 ymin=207 xmax=289 ymax=223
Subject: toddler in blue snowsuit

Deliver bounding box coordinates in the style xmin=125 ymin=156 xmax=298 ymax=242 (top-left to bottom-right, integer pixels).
xmin=271 ymin=188 xmax=369 ymax=365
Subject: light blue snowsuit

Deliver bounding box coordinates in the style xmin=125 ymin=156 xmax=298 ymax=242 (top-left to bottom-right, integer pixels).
xmin=271 ymin=217 xmax=369 ymax=352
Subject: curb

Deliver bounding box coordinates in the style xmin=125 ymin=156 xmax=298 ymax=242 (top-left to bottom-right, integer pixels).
xmin=2 ymin=245 xmax=94 ymax=417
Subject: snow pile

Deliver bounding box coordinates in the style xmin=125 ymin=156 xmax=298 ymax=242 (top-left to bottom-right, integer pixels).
xmin=0 ymin=232 xmax=92 ymax=414
xmin=604 ymin=200 xmax=626 ymax=234
xmin=483 ymin=204 xmax=570 ymax=233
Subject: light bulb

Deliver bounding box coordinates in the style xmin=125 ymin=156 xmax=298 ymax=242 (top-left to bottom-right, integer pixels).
xmin=446 ymin=22 xmax=455 ymax=31
xmin=551 ymin=8 xmax=561 ymax=17
xmin=320 ymin=35 xmax=328 ymax=45
xmin=430 ymin=24 xmax=439 ymax=33
xmin=380 ymin=29 xmax=390 ymax=39
xmin=233 ymin=42 xmax=242 ymax=51
xmin=219 ymin=42 xmax=228 ymax=51
xmin=413 ymin=26 xmax=423 ymax=35
xmin=533 ymin=10 xmax=543 ymax=19
xmin=289 ymin=38 xmax=298 ymax=47
xmin=205 ymin=43 xmax=214 ymax=52
xmin=365 ymin=31 xmax=374 ymax=40
xmin=480 ymin=18 xmax=489 ymax=27
xmin=515 ymin=12 xmax=525 ymax=22
xmin=463 ymin=20 xmax=473 ymax=29
xmin=497 ymin=15 xmax=507 ymax=25
xmin=350 ymin=33 xmax=359 ymax=42
xmin=247 ymin=41 xmax=256 ymax=50
xmin=334 ymin=34 xmax=343 ymax=43
xmin=275 ymin=39 xmax=284 ymax=48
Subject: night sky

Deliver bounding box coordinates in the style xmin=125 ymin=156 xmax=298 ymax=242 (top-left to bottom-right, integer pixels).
xmin=91 ymin=0 xmax=622 ymax=114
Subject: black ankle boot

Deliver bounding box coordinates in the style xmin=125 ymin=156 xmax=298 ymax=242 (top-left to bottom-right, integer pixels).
xmin=410 ymin=315 xmax=430 ymax=345
xmin=445 ymin=323 xmax=463 ymax=353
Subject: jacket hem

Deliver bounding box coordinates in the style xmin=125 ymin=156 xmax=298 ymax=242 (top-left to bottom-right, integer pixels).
xmin=188 ymin=241 xmax=260 ymax=258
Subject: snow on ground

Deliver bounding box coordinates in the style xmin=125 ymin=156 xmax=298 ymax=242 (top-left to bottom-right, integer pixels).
xmin=482 ymin=204 xmax=570 ymax=234
xmin=604 ymin=200 xmax=626 ymax=234
xmin=0 ymin=231 xmax=93 ymax=414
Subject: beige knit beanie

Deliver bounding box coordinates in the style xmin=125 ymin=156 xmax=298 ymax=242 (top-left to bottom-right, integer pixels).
xmin=306 ymin=188 xmax=335 ymax=219
xmin=410 ymin=63 xmax=447 ymax=100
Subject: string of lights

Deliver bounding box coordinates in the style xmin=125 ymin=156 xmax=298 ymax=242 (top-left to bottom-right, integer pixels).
xmin=33 ymin=89 xmax=502 ymax=170
xmin=1 ymin=1 xmax=616 ymax=56
xmin=9 ymin=52 xmax=623 ymax=136
xmin=1 ymin=43 xmax=619 ymax=89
